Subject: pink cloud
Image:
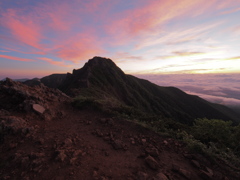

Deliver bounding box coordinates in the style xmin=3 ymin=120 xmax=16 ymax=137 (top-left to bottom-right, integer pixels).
xmin=106 ymin=1 xmax=205 ymax=40
xmin=3 ymin=47 xmax=46 ymax=55
xmin=1 ymin=8 xmax=43 ymax=49
xmin=0 ymin=55 xmax=34 ymax=62
xmin=33 ymin=1 xmax=78 ymax=32
xmin=0 ymin=2 xmax=72 ymax=50
xmin=220 ymin=7 xmax=240 ymax=14
xmin=0 ymin=50 xmax=10 ymax=52
xmin=230 ymin=26 xmax=240 ymax=35
xmin=110 ymin=52 xmax=143 ymax=63
xmin=105 ymin=0 xmax=240 ymax=45
xmin=0 ymin=0 xmax=107 ymax=62
xmin=135 ymin=22 xmax=223 ymax=49
xmin=1 ymin=0 xmax=240 ymax=65
xmin=37 ymin=57 xmax=72 ymax=67
xmin=55 ymin=33 xmax=104 ymax=63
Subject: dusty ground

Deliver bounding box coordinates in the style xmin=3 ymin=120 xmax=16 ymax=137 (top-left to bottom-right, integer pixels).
xmin=0 ymin=79 xmax=240 ymax=180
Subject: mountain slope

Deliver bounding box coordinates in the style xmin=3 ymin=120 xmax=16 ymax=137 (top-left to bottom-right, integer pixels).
xmin=53 ymin=57 xmax=239 ymax=125
xmin=1 ymin=78 xmax=239 ymax=180
xmin=41 ymin=74 xmax=67 ymax=88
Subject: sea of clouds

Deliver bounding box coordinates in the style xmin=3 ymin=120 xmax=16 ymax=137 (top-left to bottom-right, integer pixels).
xmin=136 ymin=74 xmax=240 ymax=110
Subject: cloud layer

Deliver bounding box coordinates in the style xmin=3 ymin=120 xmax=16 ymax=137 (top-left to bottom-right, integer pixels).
xmin=137 ymin=73 xmax=240 ymax=108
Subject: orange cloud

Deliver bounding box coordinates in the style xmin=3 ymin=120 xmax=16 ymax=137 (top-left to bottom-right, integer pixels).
xmin=225 ymin=56 xmax=240 ymax=60
xmin=157 ymin=51 xmax=205 ymax=60
xmin=173 ymin=51 xmax=204 ymax=56
xmin=0 ymin=55 xmax=34 ymax=62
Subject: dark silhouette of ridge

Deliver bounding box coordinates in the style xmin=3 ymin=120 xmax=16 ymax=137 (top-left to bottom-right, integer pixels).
xmin=30 ymin=56 xmax=240 ymax=124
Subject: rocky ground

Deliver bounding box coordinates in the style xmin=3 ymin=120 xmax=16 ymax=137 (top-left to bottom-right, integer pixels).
xmin=0 ymin=78 xmax=240 ymax=180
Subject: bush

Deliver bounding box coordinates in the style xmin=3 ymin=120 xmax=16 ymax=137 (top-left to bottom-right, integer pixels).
xmin=192 ymin=118 xmax=232 ymax=147
xmin=72 ymin=94 xmax=145 ymax=119
xmin=72 ymin=96 xmax=99 ymax=110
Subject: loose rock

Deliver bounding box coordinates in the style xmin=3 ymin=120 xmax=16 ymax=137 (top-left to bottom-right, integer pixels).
xmin=64 ymin=138 xmax=72 ymax=146
xmin=145 ymin=147 xmax=159 ymax=157
xmin=153 ymin=172 xmax=169 ymax=180
xmin=55 ymin=150 xmax=66 ymax=162
xmin=112 ymin=140 xmax=123 ymax=150
xmin=137 ymin=171 xmax=148 ymax=180
xmin=191 ymin=160 xmax=201 ymax=169
xmin=145 ymin=156 xmax=159 ymax=170
xmin=32 ymin=104 xmax=45 ymax=114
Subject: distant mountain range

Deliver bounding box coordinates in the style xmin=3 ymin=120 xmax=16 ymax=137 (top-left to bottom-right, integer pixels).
xmin=23 ymin=57 xmax=239 ymax=125
xmin=1 ymin=78 xmax=30 ymax=82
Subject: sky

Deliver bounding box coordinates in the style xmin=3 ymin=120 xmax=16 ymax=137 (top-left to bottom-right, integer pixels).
xmin=1 ymin=0 xmax=240 ymax=79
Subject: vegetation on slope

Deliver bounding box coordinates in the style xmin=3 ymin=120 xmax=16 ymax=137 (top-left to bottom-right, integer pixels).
xmin=68 ymin=57 xmax=239 ymax=125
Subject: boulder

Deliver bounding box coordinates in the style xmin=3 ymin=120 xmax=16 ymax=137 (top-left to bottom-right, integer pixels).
xmin=172 ymin=164 xmax=192 ymax=179
xmin=32 ymin=104 xmax=45 ymax=114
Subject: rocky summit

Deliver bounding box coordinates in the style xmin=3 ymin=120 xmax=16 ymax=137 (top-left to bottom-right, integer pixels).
xmin=1 ymin=57 xmax=240 ymax=179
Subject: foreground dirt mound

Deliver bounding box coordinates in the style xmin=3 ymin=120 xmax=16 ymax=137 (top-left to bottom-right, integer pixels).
xmin=0 ymin=79 xmax=239 ymax=180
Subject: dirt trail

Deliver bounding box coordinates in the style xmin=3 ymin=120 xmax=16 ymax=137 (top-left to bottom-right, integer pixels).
xmin=1 ymin=102 xmax=239 ymax=180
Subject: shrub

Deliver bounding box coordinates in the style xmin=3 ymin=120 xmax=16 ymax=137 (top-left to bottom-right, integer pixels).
xmin=72 ymin=96 xmax=99 ymax=110
xmin=192 ymin=118 xmax=232 ymax=147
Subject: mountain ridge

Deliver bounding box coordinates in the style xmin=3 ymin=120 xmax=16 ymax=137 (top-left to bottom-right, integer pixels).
xmin=25 ymin=56 xmax=239 ymax=125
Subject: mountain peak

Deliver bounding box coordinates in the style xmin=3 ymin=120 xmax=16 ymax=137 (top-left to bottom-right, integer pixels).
xmin=83 ymin=56 xmax=118 ymax=69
